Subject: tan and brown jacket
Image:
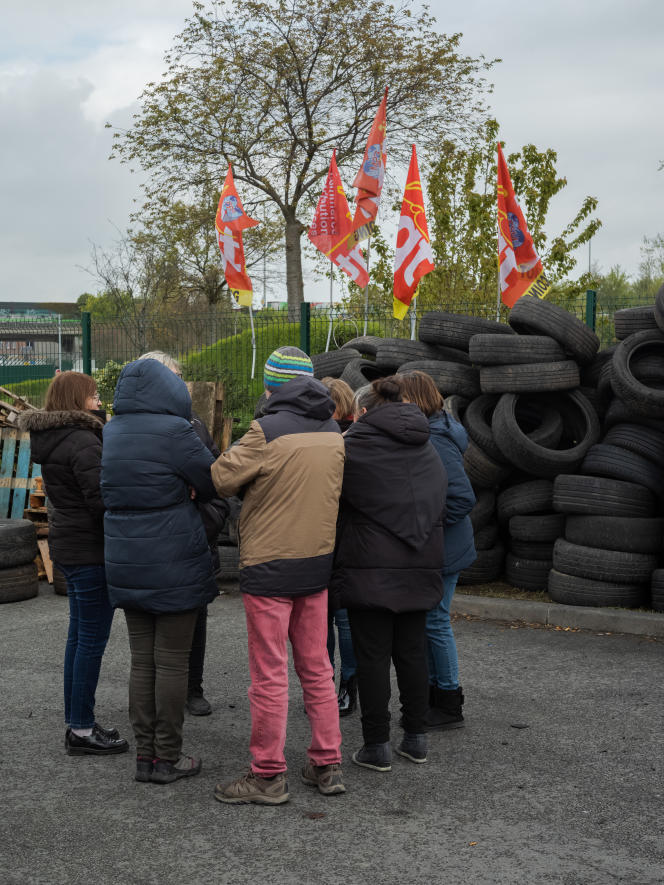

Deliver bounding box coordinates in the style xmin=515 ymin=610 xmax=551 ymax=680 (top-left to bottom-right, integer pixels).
xmin=211 ymin=376 xmax=345 ymax=597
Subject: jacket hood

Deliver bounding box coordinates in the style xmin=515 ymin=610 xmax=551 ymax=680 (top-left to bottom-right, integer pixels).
xmin=429 ymin=410 xmax=468 ymax=453
xmin=18 ymin=409 xmax=103 ymax=434
xmin=263 ymin=375 xmax=335 ymax=421
xmin=113 ymin=359 xmax=191 ymax=419
xmin=354 ymin=402 xmax=430 ymax=446
xmin=19 ymin=409 xmax=104 ymax=462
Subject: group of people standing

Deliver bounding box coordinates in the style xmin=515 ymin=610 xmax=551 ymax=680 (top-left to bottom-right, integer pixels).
xmin=20 ymin=342 xmax=477 ymax=805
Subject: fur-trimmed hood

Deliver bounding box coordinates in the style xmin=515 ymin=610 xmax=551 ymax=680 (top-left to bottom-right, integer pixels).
xmin=19 ymin=409 xmax=104 ymax=464
xmin=18 ymin=409 xmax=104 ymax=434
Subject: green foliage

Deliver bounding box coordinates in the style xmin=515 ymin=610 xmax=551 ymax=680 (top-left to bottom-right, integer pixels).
xmin=2 ymin=377 xmax=51 ymax=408
xmin=136 ymin=189 xmax=284 ymax=308
xmin=110 ymin=0 xmax=495 ymax=310
xmin=182 ymin=316 xmax=383 ymax=418
xmin=92 ymin=360 xmax=128 ymax=411
xmin=420 ymin=119 xmax=602 ymax=309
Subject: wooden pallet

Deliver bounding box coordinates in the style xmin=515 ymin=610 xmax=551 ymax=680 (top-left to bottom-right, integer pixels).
xmin=0 ymin=427 xmax=42 ymax=519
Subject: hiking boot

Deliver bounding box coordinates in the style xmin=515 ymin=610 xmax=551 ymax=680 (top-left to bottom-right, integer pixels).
xmin=186 ymin=692 xmax=212 ymax=716
xmin=425 ymin=685 xmax=465 ymax=730
xmin=214 ymin=770 xmax=289 ymax=805
xmin=337 ymin=676 xmax=357 ymax=717
xmin=351 ymin=742 xmax=392 ymax=772
xmin=301 ymin=761 xmax=346 ymax=796
xmin=396 ymin=732 xmax=428 ymax=764
xmin=135 ymin=755 xmax=153 ymax=782
xmin=151 ymin=755 xmax=202 ymax=784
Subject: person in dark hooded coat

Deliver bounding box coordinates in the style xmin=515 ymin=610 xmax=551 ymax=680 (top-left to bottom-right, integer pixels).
xmin=330 ymin=376 xmax=447 ymax=772
xmin=399 ymin=370 xmax=476 ymax=731
xmin=101 ymin=358 xmax=217 ymax=785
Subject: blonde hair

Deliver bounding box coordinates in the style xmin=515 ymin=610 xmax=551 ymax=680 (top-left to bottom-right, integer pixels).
xmin=320 ymin=377 xmax=354 ymax=419
xmin=137 ymin=351 xmax=181 ymax=375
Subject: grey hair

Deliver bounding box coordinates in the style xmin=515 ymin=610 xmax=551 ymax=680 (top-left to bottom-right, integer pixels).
xmin=353 ymin=384 xmax=374 ymax=415
xmin=137 ymin=350 xmax=181 ymax=374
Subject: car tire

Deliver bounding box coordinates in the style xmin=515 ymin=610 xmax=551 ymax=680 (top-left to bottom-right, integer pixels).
xmin=0 ymin=561 xmax=39 ymax=603
xmin=0 ymin=519 xmax=39 ymax=568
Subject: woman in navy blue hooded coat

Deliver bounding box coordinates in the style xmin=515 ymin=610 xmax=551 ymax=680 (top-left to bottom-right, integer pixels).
xmin=101 ymin=358 xmax=217 ymax=784
xmin=400 ymin=370 xmax=476 ymax=730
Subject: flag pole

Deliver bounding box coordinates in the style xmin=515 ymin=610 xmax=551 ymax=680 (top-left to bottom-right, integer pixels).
xmin=249 ymin=302 xmax=256 ymax=379
xmin=496 ymin=220 xmax=502 ymax=322
xmin=409 ymin=298 xmax=417 ymax=340
xmin=362 ymin=236 xmax=372 ymax=335
xmin=325 ymin=262 xmax=334 ymax=352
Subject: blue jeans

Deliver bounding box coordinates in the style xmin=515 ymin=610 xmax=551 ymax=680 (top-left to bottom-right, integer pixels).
xmin=426 ymin=573 xmax=460 ymax=690
xmin=58 ymin=564 xmax=115 ymax=729
xmin=327 ymin=608 xmax=357 ymax=682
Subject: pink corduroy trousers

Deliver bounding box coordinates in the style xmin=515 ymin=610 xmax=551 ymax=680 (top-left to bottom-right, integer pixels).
xmin=243 ymin=589 xmax=342 ymax=776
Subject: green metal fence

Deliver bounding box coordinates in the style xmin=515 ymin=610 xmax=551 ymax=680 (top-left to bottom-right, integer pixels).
xmin=0 ymin=290 xmax=652 ymax=433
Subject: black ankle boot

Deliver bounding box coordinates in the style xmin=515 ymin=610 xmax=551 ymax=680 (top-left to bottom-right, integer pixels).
xmin=424 ymin=685 xmax=465 ymax=730
xmin=338 ymin=675 xmax=357 ymax=717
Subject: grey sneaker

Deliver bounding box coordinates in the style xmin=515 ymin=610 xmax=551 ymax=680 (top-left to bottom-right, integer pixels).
xmin=151 ymin=755 xmax=202 ymax=784
xmin=351 ymin=742 xmax=392 ymax=772
xmin=301 ymin=761 xmax=346 ymax=795
xmin=214 ymin=770 xmax=289 ymax=805
xmin=396 ymin=733 xmax=428 ymax=764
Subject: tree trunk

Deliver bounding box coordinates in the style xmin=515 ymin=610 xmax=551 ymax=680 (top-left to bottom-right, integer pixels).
xmin=285 ymin=216 xmax=305 ymax=318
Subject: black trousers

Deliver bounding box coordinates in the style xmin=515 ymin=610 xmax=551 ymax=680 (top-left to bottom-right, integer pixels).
xmin=187 ymin=606 xmax=207 ymax=694
xmin=348 ymin=608 xmax=428 ymax=744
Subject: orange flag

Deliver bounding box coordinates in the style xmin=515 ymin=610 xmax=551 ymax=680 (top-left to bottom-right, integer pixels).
xmin=308 ymin=151 xmax=369 ymax=288
xmin=393 ymin=145 xmax=435 ymax=320
xmin=215 ymin=164 xmax=259 ymax=307
xmin=497 ymin=143 xmax=550 ymax=308
xmin=352 ymin=88 xmax=387 ymax=244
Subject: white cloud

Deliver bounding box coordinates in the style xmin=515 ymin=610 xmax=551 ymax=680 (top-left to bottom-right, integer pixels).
xmin=1 ymin=0 xmax=662 ymax=303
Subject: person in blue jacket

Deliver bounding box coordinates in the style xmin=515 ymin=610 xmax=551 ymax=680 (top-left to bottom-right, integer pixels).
xmin=101 ymin=358 xmax=218 ymax=784
xmin=399 ymin=370 xmax=477 ymax=729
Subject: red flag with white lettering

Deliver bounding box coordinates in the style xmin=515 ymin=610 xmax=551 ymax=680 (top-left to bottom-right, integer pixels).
xmin=308 ymin=151 xmax=369 ymax=288
xmin=393 ymin=145 xmax=434 ymax=319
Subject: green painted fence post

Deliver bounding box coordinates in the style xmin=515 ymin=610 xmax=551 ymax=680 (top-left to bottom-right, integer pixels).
xmin=300 ymin=302 xmax=311 ymax=355
xmin=81 ymin=311 xmax=92 ymax=375
xmin=585 ymin=290 xmax=597 ymax=332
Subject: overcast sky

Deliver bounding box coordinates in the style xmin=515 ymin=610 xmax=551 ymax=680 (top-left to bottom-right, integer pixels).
xmin=1 ymin=0 xmax=662 ymax=303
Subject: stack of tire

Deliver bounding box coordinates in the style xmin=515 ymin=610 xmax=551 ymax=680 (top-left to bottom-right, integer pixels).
xmin=308 ymin=292 xmax=664 ymax=608
xmin=548 ymin=293 xmax=664 ymax=609
xmin=0 ymin=519 xmax=40 ymax=603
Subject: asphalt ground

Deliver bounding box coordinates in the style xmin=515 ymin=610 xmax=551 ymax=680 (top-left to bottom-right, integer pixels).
xmin=2 ymin=583 xmax=663 ymax=885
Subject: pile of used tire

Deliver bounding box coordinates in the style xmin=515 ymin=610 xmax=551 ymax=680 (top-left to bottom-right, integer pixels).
xmin=0 ymin=518 xmax=39 ymax=603
xmin=310 ymin=291 xmax=664 ymax=611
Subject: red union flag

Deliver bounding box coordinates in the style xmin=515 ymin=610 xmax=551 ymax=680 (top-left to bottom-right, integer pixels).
xmin=215 ymin=164 xmax=259 ymax=307
xmin=393 ymin=145 xmax=435 ymax=320
xmin=308 ymin=151 xmax=369 ymax=288
xmin=352 ymin=88 xmax=387 ymax=244
xmin=497 ymin=143 xmax=550 ymax=308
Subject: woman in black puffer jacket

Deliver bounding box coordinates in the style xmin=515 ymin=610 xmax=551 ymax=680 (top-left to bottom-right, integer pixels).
xmin=19 ymin=371 xmax=128 ymax=757
xmin=330 ymin=377 xmax=447 ymax=771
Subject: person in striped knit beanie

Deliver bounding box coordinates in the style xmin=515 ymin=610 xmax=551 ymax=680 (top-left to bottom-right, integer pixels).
xmin=263 ymin=346 xmax=314 ymax=391
xmin=211 ymin=343 xmax=346 ymax=805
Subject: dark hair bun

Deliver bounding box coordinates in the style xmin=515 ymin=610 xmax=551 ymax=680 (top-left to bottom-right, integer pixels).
xmin=372 ymin=376 xmax=402 ymax=402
